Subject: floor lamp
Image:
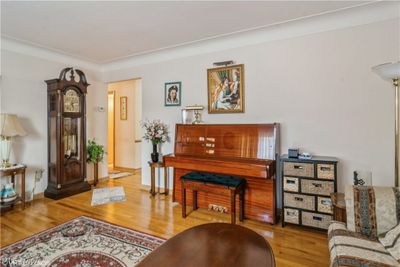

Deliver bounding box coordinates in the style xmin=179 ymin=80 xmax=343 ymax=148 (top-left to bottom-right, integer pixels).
xmin=372 ymin=62 xmax=400 ymax=187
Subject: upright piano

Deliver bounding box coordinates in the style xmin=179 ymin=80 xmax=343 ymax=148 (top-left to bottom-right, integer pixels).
xmin=164 ymin=123 xmax=279 ymax=224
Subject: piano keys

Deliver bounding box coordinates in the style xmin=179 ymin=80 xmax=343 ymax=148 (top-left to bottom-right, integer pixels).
xmin=164 ymin=123 xmax=279 ymax=224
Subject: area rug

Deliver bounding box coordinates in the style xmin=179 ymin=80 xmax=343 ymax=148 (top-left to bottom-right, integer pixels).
xmin=0 ymin=216 xmax=164 ymax=267
xmin=109 ymin=172 xmax=133 ymax=179
xmin=91 ymin=186 xmax=126 ymax=206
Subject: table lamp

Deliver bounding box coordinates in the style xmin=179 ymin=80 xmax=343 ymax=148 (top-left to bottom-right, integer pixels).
xmin=0 ymin=114 xmax=27 ymax=168
xmin=372 ymin=62 xmax=400 ymax=187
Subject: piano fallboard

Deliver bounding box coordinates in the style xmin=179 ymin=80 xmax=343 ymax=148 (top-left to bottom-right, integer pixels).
xmin=164 ymin=155 xmax=275 ymax=179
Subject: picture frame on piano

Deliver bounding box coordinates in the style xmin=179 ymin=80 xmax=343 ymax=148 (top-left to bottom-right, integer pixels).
xmin=207 ymin=64 xmax=244 ymax=114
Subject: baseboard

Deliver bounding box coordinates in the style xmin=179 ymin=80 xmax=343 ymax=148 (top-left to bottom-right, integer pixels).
xmin=114 ymin=166 xmax=140 ymax=173
xmin=141 ymin=184 xmax=151 ymax=191
xmin=33 ymin=192 xmax=44 ymax=200
xmin=87 ymin=176 xmax=109 ymax=185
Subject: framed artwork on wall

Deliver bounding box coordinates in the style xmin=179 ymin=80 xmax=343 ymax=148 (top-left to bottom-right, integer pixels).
xmin=207 ymin=64 xmax=244 ymax=113
xmin=120 ymin=96 xmax=127 ymax=120
xmin=165 ymin=82 xmax=181 ymax=107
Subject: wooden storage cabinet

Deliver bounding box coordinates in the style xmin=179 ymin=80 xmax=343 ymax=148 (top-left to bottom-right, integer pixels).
xmin=281 ymin=155 xmax=338 ymax=230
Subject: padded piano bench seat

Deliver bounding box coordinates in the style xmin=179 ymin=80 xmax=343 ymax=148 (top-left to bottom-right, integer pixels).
xmin=181 ymin=172 xmax=246 ymax=224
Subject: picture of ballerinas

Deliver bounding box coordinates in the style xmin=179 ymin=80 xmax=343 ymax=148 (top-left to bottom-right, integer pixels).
xmin=207 ymin=64 xmax=244 ymax=113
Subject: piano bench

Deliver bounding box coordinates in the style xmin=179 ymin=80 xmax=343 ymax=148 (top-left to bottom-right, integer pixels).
xmin=181 ymin=172 xmax=246 ymax=224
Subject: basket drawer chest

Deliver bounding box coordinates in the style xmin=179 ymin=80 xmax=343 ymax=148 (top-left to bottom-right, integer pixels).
xmin=281 ymin=154 xmax=338 ymax=230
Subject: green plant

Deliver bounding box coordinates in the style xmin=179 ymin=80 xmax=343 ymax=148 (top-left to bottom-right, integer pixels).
xmin=87 ymin=139 xmax=104 ymax=163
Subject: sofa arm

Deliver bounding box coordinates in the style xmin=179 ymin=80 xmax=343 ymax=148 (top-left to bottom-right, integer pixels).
xmin=328 ymin=221 xmax=399 ymax=267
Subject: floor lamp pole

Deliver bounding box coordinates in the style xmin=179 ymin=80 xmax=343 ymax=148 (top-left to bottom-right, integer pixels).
xmin=395 ymin=78 xmax=399 ymax=187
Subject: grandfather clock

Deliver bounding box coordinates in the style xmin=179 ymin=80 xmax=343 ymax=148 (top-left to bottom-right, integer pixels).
xmin=44 ymin=67 xmax=91 ymax=199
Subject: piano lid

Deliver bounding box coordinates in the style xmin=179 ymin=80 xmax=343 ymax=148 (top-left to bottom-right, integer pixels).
xmin=174 ymin=124 xmax=279 ymax=161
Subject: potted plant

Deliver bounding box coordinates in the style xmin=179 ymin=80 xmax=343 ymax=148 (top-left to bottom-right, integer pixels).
xmin=141 ymin=120 xmax=169 ymax=162
xmin=87 ymin=139 xmax=104 ymax=186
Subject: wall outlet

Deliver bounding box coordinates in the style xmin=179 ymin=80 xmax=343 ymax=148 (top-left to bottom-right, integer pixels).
xmin=35 ymin=169 xmax=44 ymax=182
xmin=208 ymin=204 xmax=228 ymax=213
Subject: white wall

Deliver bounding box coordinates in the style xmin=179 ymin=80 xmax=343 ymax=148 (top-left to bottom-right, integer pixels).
xmin=0 ymin=50 xmax=108 ymax=198
xmin=108 ymin=79 xmax=142 ymax=169
xmin=104 ymin=19 xmax=400 ymax=193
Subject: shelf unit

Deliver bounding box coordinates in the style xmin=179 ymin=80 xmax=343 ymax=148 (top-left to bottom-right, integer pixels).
xmin=281 ymin=154 xmax=338 ymax=230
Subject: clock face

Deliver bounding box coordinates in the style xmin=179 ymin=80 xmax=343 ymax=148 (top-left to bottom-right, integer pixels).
xmin=64 ymin=88 xmax=80 ymax=113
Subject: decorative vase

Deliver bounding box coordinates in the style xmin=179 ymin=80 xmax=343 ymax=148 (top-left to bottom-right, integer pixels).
xmin=151 ymin=143 xmax=159 ymax=163
xmin=0 ymin=183 xmax=17 ymax=203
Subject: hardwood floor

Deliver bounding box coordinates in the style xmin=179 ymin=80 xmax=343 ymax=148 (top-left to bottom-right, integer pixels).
xmin=0 ymin=173 xmax=330 ymax=267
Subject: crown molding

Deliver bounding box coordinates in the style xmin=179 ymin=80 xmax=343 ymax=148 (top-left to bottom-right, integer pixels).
xmin=1 ymin=37 xmax=101 ymax=72
xmin=101 ymin=1 xmax=400 ymax=73
xmin=2 ymin=1 xmax=399 ymax=75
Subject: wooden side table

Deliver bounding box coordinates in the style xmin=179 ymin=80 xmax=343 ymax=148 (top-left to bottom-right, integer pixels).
xmin=331 ymin=192 xmax=346 ymax=223
xmin=148 ymin=161 xmax=169 ymax=196
xmin=0 ymin=164 xmax=26 ymax=212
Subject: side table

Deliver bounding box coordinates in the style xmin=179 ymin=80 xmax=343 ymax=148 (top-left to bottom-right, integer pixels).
xmin=0 ymin=164 xmax=26 ymax=212
xmin=330 ymin=192 xmax=346 ymax=223
xmin=148 ymin=161 xmax=169 ymax=196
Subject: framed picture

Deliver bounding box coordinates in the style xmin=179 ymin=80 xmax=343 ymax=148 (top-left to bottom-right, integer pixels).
xmin=120 ymin=96 xmax=127 ymax=120
xmin=165 ymin=82 xmax=181 ymax=107
xmin=207 ymin=64 xmax=244 ymax=113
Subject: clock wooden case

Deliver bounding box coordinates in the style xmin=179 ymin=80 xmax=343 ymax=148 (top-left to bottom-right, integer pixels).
xmin=44 ymin=67 xmax=91 ymax=199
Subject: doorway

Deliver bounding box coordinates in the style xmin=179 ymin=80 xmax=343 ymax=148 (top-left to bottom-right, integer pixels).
xmin=107 ymin=79 xmax=142 ymax=174
xmin=107 ymin=91 xmax=115 ymax=171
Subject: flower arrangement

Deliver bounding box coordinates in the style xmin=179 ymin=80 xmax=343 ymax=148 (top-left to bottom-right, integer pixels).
xmin=141 ymin=119 xmax=169 ymax=145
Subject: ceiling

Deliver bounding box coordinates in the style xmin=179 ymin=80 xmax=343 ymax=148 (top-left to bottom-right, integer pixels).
xmin=1 ymin=1 xmax=371 ymax=63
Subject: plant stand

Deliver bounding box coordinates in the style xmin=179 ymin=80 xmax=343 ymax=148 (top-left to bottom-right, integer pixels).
xmin=93 ymin=162 xmax=99 ymax=186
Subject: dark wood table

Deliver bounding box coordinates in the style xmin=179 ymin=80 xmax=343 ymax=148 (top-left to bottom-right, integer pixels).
xmin=137 ymin=223 xmax=275 ymax=267
xmin=331 ymin=192 xmax=346 ymax=223
xmin=0 ymin=164 xmax=26 ymax=214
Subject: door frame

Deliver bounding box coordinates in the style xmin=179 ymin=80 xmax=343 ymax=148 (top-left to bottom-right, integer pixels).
xmin=108 ymin=91 xmax=116 ymax=169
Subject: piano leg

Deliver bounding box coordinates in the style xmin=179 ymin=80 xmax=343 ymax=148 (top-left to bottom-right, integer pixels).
xmin=239 ymin=188 xmax=244 ymax=222
xmin=231 ymin=189 xmax=236 ymax=225
xmin=193 ymin=190 xmax=198 ymax=210
xmin=182 ymin=181 xmax=186 ymax=218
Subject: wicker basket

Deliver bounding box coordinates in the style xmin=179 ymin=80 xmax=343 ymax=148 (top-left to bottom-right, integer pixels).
xmin=283 ymin=162 xmax=314 ymax=178
xmin=301 ymin=211 xmax=332 ymax=229
xmin=284 ymin=193 xmax=315 ymax=211
xmin=317 ymin=196 xmax=333 ymax=214
xmin=283 ymin=177 xmax=299 ymax=192
xmin=317 ymin=164 xmax=335 ymax=180
xmin=284 ymin=208 xmax=299 ymax=224
xmin=301 ymin=179 xmax=334 ymax=196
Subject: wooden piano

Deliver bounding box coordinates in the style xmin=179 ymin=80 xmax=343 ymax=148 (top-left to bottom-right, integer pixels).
xmin=164 ymin=123 xmax=279 ymax=224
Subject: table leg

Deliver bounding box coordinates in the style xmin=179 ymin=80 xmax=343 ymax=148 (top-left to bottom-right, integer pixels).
xmin=181 ymin=181 xmax=186 ymax=218
xmin=21 ymin=170 xmax=26 ymax=209
xmin=164 ymin=167 xmax=169 ymax=195
xmin=150 ymin=166 xmax=156 ymax=196
xmin=231 ymin=190 xmax=236 ymax=225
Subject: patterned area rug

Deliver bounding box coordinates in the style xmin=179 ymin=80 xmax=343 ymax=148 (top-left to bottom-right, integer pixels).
xmin=91 ymin=186 xmax=126 ymax=206
xmin=0 ymin=216 xmax=164 ymax=267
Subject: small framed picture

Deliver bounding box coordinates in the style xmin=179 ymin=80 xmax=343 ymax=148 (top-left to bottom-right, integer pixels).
xmin=165 ymin=82 xmax=181 ymax=107
xmin=120 ymin=96 xmax=127 ymax=120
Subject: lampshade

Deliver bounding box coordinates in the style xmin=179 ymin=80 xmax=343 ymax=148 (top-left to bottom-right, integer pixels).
xmin=0 ymin=114 xmax=27 ymax=137
xmin=372 ymin=62 xmax=400 ymax=81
